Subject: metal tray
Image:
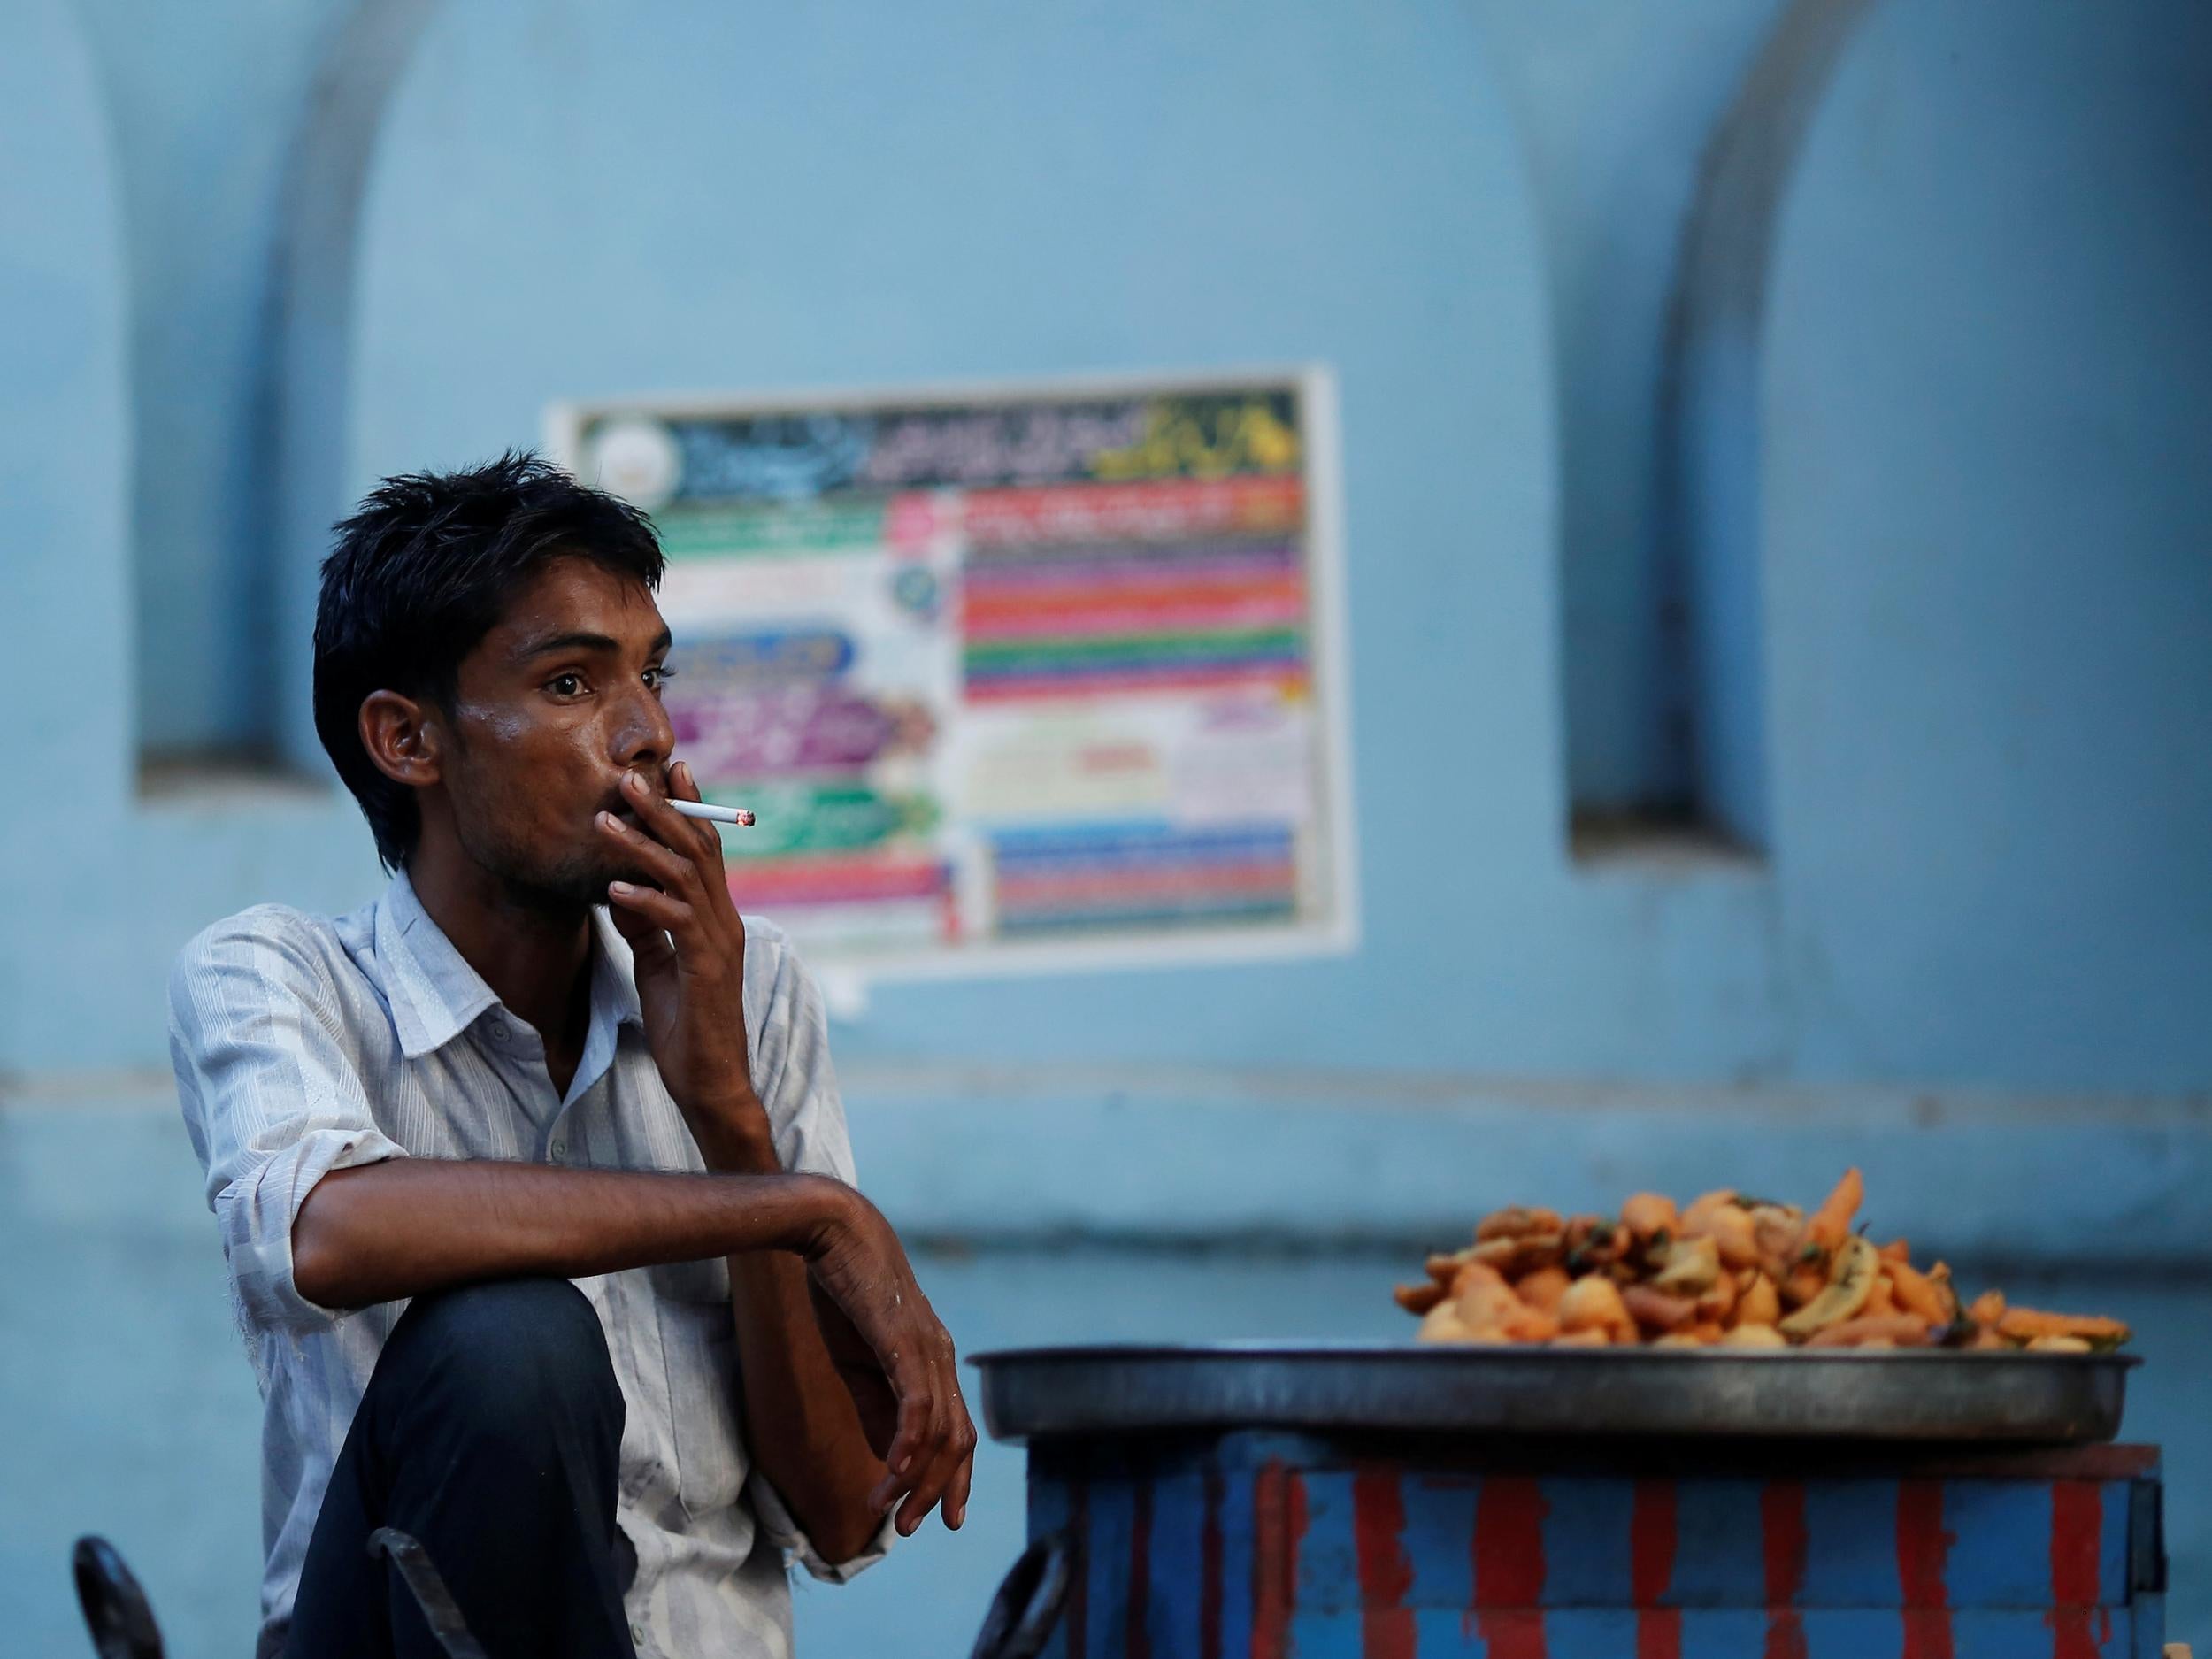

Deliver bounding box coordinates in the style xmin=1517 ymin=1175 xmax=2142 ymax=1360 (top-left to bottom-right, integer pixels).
xmin=972 ymin=1342 xmax=2136 ymax=1445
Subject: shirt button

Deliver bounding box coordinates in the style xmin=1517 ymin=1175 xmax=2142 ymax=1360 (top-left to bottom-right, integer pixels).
xmin=550 ymin=1138 xmax=567 ymax=1160
xmin=631 ymin=1624 xmax=646 ymax=1646
xmin=488 ymin=1018 xmax=510 ymax=1041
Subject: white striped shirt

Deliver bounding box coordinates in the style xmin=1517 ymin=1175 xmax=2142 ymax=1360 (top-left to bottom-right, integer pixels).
xmin=167 ymin=869 xmax=889 ymax=1659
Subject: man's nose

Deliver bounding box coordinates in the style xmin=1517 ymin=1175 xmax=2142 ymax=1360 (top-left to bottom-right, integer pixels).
xmin=614 ymin=680 xmax=675 ymax=773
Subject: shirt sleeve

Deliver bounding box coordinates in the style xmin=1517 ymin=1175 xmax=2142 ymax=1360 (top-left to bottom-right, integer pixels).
xmin=169 ymin=908 xmax=409 ymax=1339
xmin=736 ymin=921 xmax=897 ymax=1583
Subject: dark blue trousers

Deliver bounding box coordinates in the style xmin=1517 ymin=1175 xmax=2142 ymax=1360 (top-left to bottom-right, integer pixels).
xmin=282 ymin=1279 xmax=637 ymax=1659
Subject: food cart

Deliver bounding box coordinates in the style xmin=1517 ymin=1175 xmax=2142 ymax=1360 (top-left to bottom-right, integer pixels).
xmin=974 ymin=1343 xmax=2165 ymax=1658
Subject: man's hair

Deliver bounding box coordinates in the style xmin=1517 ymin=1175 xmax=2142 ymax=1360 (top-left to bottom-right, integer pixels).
xmin=313 ymin=451 xmax=666 ymax=872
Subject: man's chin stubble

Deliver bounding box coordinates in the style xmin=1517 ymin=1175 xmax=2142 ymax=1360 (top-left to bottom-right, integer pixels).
xmin=477 ymin=843 xmax=644 ymax=917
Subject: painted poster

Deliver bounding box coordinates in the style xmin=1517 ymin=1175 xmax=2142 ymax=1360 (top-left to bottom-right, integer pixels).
xmin=547 ymin=370 xmax=1354 ymax=979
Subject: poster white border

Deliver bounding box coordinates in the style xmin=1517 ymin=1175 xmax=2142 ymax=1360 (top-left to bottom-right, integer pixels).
xmin=544 ymin=365 xmax=1359 ymax=994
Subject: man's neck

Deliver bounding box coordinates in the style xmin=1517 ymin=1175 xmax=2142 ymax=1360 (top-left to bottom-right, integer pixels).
xmin=403 ymin=846 xmax=595 ymax=1056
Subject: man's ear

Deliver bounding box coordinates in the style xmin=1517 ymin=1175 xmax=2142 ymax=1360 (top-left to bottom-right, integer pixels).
xmin=358 ymin=690 xmax=445 ymax=788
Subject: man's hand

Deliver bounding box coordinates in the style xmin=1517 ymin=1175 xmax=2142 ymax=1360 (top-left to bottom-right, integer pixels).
xmin=600 ymin=758 xmax=977 ymax=1538
xmin=803 ymin=1187 xmax=977 ymax=1534
xmin=598 ymin=761 xmax=762 ymax=1143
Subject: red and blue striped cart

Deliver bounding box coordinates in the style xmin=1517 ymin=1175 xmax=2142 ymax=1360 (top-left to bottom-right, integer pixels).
xmin=977 ymin=1344 xmax=2164 ymax=1659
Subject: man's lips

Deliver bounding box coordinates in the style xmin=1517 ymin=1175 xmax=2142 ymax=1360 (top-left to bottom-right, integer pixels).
xmin=596 ymin=768 xmax=676 ymax=825
xmin=599 ymin=786 xmax=668 ymax=826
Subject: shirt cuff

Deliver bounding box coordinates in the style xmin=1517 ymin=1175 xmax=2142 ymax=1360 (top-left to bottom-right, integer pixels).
xmin=217 ymin=1124 xmax=409 ymax=1334
xmin=745 ymin=1469 xmax=897 ymax=1584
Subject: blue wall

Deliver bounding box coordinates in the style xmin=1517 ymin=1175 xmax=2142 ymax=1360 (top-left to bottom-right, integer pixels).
xmin=7 ymin=0 xmax=2205 ymax=1099
xmin=0 ymin=0 xmax=134 ymax=1065
xmin=1762 ymin=0 xmax=2212 ymax=1090
xmin=3 ymin=0 xmax=2211 ymax=1644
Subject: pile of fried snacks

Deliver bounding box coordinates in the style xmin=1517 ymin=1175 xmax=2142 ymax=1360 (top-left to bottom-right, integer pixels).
xmin=1396 ymin=1171 xmax=2131 ymax=1353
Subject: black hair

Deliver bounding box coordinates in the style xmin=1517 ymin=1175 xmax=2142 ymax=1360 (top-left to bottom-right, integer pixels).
xmin=312 ymin=450 xmax=666 ymax=872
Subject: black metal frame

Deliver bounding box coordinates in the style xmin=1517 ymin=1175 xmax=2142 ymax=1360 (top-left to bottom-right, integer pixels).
xmin=70 ymin=1529 xmax=1064 ymax=1659
xmin=72 ymin=1530 xmax=481 ymax=1659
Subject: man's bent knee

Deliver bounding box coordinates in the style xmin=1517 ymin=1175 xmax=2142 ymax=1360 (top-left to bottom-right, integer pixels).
xmin=377 ymin=1278 xmax=619 ymax=1437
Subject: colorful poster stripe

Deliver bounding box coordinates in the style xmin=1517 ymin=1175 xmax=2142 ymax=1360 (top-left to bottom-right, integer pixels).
xmin=967 ymin=627 xmax=1305 ymax=677
xmin=655 ymin=499 xmax=887 ymax=558
xmin=990 ymin=823 xmax=1299 ymax=933
xmin=964 ymin=621 xmax=1307 ymax=701
xmin=963 ymin=578 xmax=1309 ymax=641
xmin=964 ymin=664 xmax=1309 ymax=703
xmin=963 ymin=538 xmax=1303 ymax=573
xmin=961 ymin=477 xmax=1304 ymax=547
xmin=724 ymin=854 xmax=949 ymax=909
xmin=960 ymin=491 xmax=1311 ymax=704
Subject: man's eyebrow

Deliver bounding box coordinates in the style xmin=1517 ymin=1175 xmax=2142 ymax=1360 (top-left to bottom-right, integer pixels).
xmin=511 ymin=626 xmax=674 ymax=663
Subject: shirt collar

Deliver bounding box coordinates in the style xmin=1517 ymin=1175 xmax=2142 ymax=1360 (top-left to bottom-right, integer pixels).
xmin=588 ymin=905 xmax=647 ymax=1033
xmin=376 ymin=868 xmax=644 ymax=1060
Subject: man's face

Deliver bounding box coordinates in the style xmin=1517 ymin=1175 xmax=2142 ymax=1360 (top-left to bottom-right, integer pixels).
xmin=434 ymin=554 xmax=679 ymax=909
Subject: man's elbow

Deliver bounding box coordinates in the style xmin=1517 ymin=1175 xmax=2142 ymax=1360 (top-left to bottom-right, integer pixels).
xmin=291 ymin=1214 xmax=348 ymax=1310
xmin=814 ymin=1508 xmax=886 ymax=1569
xmin=291 ymin=1177 xmax=367 ymax=1310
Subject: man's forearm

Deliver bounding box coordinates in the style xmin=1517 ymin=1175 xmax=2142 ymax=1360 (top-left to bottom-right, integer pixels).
xmin=291 ymin=1156 xmax=844 ymax=1310
xmin=725 ymin=1250 xmax=888 ymax=1562
xmin=695 ymin=1117 xmax=890 ymax=1564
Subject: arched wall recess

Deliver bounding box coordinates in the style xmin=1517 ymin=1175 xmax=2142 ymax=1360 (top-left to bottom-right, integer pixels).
xmin=71 ymin=0 xmax=410 ymax=771
xmin=267 ymin=0 xmax=446 ymax=775
xmin=1470 ymin=0 xmax=1789 ymax=846
xmin=1651 ymin=0 xmax=1878 ymax=853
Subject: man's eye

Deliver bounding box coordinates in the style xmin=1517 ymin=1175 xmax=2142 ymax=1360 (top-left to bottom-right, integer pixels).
xmin=549 ymin=672 xmax=585 ymax=696
xmin=644 ymin=664 xmax=678 ymax=695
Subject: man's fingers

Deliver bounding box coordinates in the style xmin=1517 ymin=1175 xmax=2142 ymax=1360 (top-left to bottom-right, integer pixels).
xmin=867 ymin=1468 xmax=907 ymax=1519
xmin=894 ymin=1346 xmax=938 ymax=1483
xmin=672 ymin=764 xmax=747 ymax=942
xmin=932 ymin=1379 xmax=980 ymax=1532
xmin=902 ymin=1325 xmax=977 ymax=1532
xmin=598 ymin=810 xmax=703 ymax=899
xmin=668 ymin=761 xmax=712 ymax=827
xmin=895 ymin=1356 xmax=957 ymax=1535
xmin=937 ymin=1355 xmax=979 ymax=1531
xmin=896 ymin=1437 xmax=964 ymax=1536
xmin=941 ymin=1410 xmax=977 ymax=1530
xmin=665 ymin=760 xmax=725 ymax=857
xmin=605 ymin=881 xmax=695 ymax=937
xmin=872 ymin=1371 xmax=933 ymax=1514
xmin=625 ymin=767 xmax=726 ymax=872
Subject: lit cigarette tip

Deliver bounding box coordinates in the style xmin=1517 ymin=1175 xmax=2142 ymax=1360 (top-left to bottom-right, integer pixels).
xmin=666 ymin=798 xmax=758 ymax=828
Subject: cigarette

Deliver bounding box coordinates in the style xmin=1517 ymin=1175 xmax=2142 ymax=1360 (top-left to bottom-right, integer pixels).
xmin=668 ymin=799 xmax=757 ymax=828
